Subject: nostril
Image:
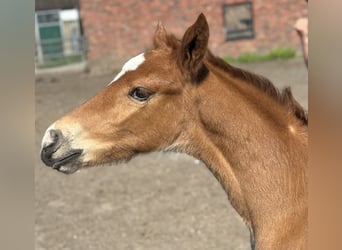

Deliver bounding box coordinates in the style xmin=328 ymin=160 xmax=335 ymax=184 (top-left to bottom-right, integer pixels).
xmin=44 ymin=129 xmax=62 ymax=149
xmin=46 ymin=129 xmax=62 ymax=149
xmin=49 ymin=129 xmax=59 ymax=143
xmin=41 ymin=129 xmax=63 ymax=166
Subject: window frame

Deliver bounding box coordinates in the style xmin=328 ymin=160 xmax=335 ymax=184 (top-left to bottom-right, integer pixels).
xmin=223 ymin=1 xmax=255 ymax=41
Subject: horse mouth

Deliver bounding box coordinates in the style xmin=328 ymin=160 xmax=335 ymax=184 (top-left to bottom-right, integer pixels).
xmin=51 ymin=150 xmax=83 ymax=174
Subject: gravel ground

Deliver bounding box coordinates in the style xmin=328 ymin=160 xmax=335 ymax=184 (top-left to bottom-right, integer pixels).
xmin=35 ymin=57 xmax=307 ymax=250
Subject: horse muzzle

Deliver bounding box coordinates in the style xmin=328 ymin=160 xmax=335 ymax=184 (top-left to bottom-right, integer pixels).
xmin=41 ymin=128 xmax=83 ymax=174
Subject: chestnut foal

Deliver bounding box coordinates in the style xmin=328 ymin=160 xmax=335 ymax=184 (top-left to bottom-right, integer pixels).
xmin=41 ymin=14 xmax=307 ymax=250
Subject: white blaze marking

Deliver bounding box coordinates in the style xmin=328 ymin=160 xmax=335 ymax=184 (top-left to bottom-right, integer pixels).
xmin=108 ymin=53 xmax=145 ymax=85
xmin=41 ymin=123 xmax=56 ymax=149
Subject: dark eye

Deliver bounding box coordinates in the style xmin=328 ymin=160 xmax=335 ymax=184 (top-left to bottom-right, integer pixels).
xmin=128 ymin=87 xmax=154 ymax=102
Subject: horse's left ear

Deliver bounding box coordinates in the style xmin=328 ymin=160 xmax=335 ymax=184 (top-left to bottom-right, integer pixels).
xmin=153 ymin=22 xmax=168 ymax=49
xmin=179 ymin=13 xmax=209 ymax=82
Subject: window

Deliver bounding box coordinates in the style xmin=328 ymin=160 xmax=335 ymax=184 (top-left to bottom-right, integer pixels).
xmin=36 ymin=10 xmax=64 ymax=59
xmin=37 ymin=12 xmax=60 ymax=24
xmin=223 ymin=2 xmax=254 ymax=41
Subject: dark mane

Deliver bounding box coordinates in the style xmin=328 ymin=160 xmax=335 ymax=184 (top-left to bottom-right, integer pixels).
xmin=206 ymin=51 xmax=308 ymax=125
xmin=161 ymin=33 xmax=307 ymax=125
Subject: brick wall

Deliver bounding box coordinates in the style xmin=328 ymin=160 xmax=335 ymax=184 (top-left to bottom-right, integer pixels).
xmin=80 ymin=0 xmax=307 ymax=74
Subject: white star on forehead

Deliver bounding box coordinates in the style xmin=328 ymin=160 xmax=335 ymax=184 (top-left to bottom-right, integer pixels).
xmin=108 ymin=53 xmax=145 ymax=85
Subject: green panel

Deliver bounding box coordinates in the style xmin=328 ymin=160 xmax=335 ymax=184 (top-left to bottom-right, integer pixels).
xmin=39 ymin=25 xmax=61 ymax=39
xmin=39 ymin=25 xmax=63 ymax=58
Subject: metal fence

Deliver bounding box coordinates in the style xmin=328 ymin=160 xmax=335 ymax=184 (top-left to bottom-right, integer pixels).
xmin=35 ymin=35 xmax=87 ymax=68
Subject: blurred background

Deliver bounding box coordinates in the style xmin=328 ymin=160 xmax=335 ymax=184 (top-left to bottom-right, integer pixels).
xmin=35 ymin=0 xmax=307 ymax=74
xmin=35 ymin=1 xmax=308 ymax=250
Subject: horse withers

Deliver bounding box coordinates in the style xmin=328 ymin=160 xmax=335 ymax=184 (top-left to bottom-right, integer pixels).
xmin=41 ymin=14 xmax=308 ymax=250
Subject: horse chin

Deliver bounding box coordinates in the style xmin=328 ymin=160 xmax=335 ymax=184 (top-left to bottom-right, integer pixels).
xmin=53 ymin=163 xmax=80 ymax=174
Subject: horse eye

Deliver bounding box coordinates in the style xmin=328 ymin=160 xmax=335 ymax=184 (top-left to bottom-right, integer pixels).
xmin=128 ymin=87 xmax=154 ymax=102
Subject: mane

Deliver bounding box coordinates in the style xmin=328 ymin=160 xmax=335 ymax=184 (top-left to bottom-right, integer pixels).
xmin=161 ymin=34 xmax=307 ymax=125
xmin=205 ymin=51 xmax=308 ymax=125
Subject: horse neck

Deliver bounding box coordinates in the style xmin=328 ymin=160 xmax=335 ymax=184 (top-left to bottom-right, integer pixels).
xmin=181 ymin=64 xmax=308 ymax=244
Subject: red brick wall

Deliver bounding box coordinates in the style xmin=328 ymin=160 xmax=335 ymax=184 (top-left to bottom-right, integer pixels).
xmin=80 ymin=0 xmax=307 ymax=74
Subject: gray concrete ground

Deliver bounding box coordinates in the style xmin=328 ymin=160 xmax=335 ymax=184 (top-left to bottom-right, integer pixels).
xmin=35 ymin=57 xmax=307 ymax=250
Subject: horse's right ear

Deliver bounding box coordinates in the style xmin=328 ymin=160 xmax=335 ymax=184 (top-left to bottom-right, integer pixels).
xmin=153 ymin=22 xmax=168 ymax=49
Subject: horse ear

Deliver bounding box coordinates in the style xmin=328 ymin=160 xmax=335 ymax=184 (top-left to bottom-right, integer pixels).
xmin=153 ymin=22 xmax=168 ymax=49
xmin=179 ymin=13 xmax=209 ymax=82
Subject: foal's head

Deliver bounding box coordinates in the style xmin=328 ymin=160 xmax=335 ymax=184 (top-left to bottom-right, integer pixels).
xmin=41 ymin=14 xmax=210 ymax=174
